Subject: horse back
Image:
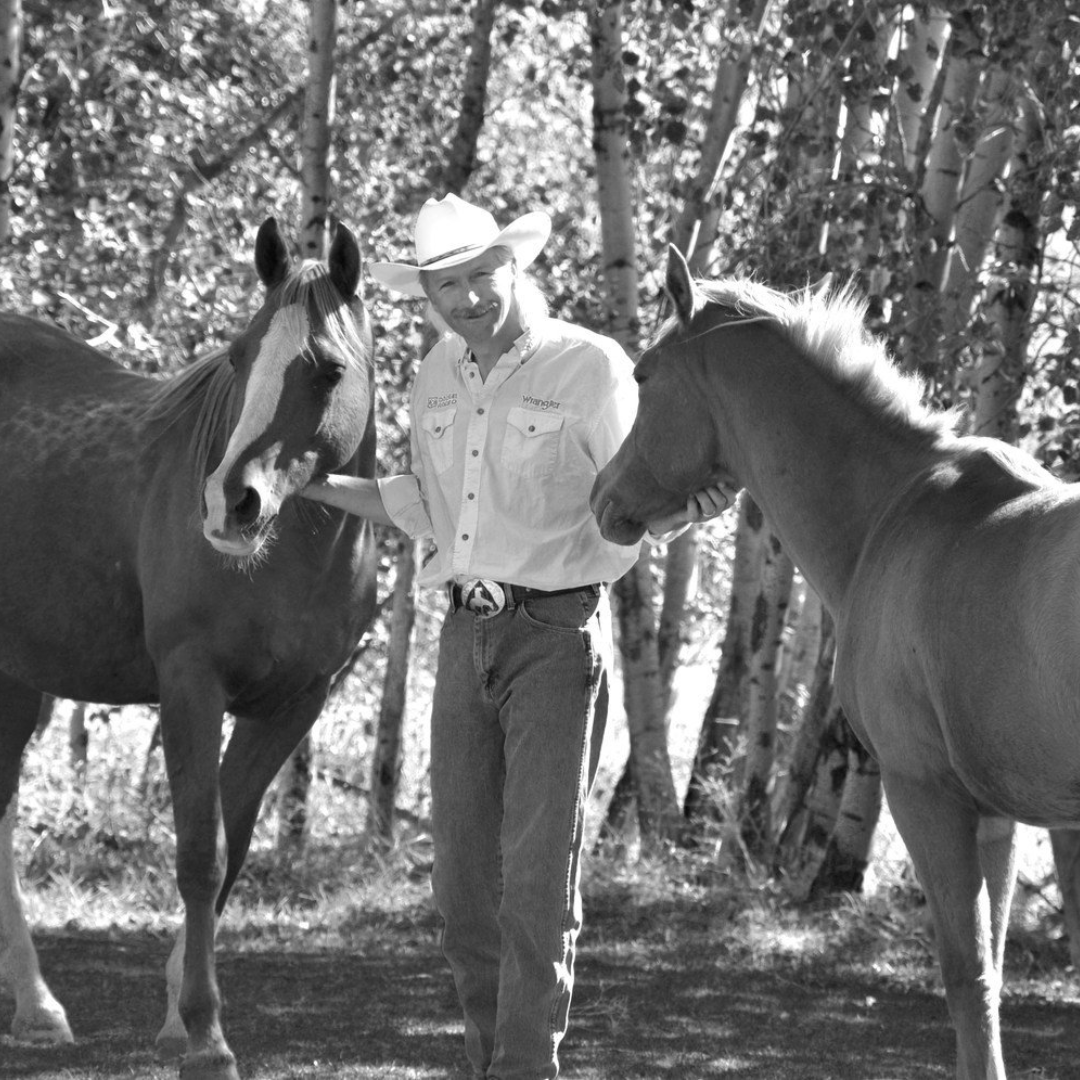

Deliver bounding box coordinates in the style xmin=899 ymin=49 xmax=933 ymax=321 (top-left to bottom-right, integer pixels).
xmin=0 ymin=315 xmax=162 ymax=700
xmin=0 ymin=312 xmax=136 ymax=386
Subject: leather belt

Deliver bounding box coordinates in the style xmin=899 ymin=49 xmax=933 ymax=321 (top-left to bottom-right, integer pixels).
xmin=448 ymin=579 xmax=600 ymax=618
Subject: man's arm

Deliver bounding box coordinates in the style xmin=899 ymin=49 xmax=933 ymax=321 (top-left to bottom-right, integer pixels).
xmin=301 ymin=475 xmax=395 ymax=527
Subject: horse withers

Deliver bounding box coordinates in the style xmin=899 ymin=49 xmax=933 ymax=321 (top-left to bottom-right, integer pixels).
xmin=591 ymin=244 xmax=1080 ymax=1080
xmin=0 ymin=219 xmax=379 ymax=1080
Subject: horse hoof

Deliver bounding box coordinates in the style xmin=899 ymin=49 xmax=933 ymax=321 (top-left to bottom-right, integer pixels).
xmin=11 ymin=1005 xmax=74 ymax=1045
xmin=155 ymin=1029 xmax=188 ymax=1059
xmin=179 ymin=1050 xmax=240 ymax=1080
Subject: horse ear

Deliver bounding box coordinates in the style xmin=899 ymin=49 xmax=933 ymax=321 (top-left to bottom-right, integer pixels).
xmin=665 ymin=243 xmax=697 ymax=325
xmin=328 ymin=223 xmax=362 ymax=300
xmin=255 ymin=218 xmax=291 ymax=289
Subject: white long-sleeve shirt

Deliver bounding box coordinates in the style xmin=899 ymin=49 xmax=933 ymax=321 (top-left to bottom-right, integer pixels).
xmin=378 ymin=316 xmax=642 ymax=590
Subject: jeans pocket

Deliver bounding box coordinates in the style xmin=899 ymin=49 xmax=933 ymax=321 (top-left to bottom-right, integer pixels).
xmin=519 ymin=590 xmax=599 ymax=633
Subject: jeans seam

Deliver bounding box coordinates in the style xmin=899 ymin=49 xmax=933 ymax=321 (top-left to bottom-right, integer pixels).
xmin=546 ymin=625 xmax=595 ymax=1051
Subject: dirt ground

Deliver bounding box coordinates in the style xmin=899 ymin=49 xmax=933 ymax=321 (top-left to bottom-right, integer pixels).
xmin=3 ymin=902 xmax=1079 ymax=1080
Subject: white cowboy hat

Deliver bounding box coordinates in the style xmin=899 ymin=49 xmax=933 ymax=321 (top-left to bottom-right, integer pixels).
xmin=370 ymin=193 xmax=551 ymax=297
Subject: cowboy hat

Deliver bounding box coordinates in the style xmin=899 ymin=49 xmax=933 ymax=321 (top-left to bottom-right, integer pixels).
xmin=370 ymin=193 xmax=551 ymax=297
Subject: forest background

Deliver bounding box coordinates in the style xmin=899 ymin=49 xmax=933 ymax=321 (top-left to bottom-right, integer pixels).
xmin=2 ymin=0 xmax=1080 ymax=951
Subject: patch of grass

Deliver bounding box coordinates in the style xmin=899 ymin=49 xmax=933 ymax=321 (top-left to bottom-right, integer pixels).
xmin=13 ymin=695 xmax=1074 ymax=1003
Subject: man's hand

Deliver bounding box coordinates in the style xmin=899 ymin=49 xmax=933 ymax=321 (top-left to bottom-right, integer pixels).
xmin=645 ymin=483 xmax=735 ymax=540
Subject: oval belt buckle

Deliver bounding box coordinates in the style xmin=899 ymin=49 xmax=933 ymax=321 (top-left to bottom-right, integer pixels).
xmin=462 ymin=578 xmax=506 ymax=618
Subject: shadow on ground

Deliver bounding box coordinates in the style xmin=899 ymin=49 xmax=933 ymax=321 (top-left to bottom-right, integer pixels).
xmin=3 ymin=908 xmax=1078 ymax=1080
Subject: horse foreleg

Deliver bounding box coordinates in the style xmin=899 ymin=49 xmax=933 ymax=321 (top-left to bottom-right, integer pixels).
xmin=882 ymin=771 xmax=1006 ymax=1080
xmin=0 ymin=678 xmax=73 ymax=1046
xmin=155 ymin=685 xmax=330 ymax=1062
xmin=219 ymin=691 xmax=331 ymax=897
xmin=1 ymin=781 xmax=74 ymax=1044
xmin=158 ymin=662 xmax=238 ymax=1080
xmin=977 ymin=815 xmax=1018 ymax=979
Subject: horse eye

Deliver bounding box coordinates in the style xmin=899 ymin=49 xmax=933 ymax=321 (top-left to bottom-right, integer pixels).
xmin=319 ymin=364 xmax=345 ymax=388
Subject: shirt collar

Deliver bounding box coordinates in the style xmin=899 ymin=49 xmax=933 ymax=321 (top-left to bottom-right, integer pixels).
xmin=456 ymin=316 xmax=548 ymax=371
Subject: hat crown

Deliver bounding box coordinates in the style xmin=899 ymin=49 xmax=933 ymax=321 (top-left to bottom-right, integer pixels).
xmin=414 ymin=194 xmax=500 ymax=267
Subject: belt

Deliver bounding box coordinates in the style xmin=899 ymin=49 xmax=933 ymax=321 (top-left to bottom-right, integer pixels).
xmin=448 ymin=579 xmax=601 ymax=618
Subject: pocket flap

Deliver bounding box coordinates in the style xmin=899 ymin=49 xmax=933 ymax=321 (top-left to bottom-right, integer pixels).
xmin=421 ymin=406 xmax=456 ymax=439
xmin=506 ymin=407 xmax=564 ymax=437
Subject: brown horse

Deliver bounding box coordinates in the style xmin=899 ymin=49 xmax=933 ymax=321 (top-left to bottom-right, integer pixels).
xmin=0 ymin=219 xmax=378 ymax=1080
xmin=591 ymin=245 xmax=1080 ymax=1080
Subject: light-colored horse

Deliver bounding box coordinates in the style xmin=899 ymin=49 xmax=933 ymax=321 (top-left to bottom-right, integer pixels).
xmin=0 ymin=219 xmax=378 ymax=1080
xmin=591 ymin=245 xmax=1080 ymax=1080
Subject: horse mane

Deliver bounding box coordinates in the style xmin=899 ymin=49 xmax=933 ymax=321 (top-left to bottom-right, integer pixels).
xmin=660 ymin=276 xmax=959 ymax=439
xmin=273 ymin=261 xmax=371 ymax=373
xmin=139 ymin=262 xmax=371 ymax=490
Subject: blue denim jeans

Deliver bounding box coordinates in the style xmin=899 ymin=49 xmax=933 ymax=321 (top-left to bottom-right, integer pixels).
xmin=430 ymin=586 xmax=611 ymax=1080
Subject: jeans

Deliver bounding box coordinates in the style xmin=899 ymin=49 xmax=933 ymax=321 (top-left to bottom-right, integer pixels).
xmin=430 ymin=587 xmax=611 ymax=1080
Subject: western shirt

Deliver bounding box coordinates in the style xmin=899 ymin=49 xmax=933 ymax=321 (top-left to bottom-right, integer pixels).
xmin=378 ymin=316 xmax=642 ymax=590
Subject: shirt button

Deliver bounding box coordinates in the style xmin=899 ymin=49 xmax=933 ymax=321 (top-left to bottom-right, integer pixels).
xmin=477 ymin=408 xmax=485 ymax=415
xmin=461 ymin=533 xmax=469 ymax=541
xmin=528 ymin=424 xmax=536 ymax=432
xmin=467 ymin=492 xmax=475 ymax=500
xmin=434 ymin=426 xmax=442 ymax=433
xmin=472 ymin=449 xmax=479 ymax=457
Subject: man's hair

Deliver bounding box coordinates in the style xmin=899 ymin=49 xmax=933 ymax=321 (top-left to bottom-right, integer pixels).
xmin=421 ymin=247 xmax=549 ymax=337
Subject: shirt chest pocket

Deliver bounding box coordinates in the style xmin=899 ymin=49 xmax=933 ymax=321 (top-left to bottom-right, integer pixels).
xmin=502 ymin=407 xmax=564 ymax=477
xmin=420 ymin=406 xmax=457 ymax=475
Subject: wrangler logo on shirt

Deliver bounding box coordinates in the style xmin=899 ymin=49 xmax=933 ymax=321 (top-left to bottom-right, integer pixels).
xmin=426 ymin=393 xmax=458 ymax=410
xmin=521 ymin=394 xmax=561 ymax=411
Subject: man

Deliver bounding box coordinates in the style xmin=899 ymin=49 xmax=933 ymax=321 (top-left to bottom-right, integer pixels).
xmin=302 ymin=194 xmax=724 ymax=1079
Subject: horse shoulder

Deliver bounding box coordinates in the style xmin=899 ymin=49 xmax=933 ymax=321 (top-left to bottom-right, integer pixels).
xmin=834 ymin=439 xmax=1056 ymax=726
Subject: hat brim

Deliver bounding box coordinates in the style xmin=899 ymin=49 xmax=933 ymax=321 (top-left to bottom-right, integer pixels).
xmin=370 ymin=211 xmax=552 ymax=297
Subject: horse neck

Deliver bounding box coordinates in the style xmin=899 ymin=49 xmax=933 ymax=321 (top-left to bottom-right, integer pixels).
xmin=710 ymin=326 xmax=943 ymax=613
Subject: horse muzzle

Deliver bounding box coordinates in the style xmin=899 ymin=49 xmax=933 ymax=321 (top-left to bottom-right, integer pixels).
xmin=590 ymin=474 xmax=649 ymax=546
xmin=202 ymin=467 xmax=279 ymax=558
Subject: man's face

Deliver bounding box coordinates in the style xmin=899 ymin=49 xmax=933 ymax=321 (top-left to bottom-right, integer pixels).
xmin=423 ymin=249 xmax=520 ymax=349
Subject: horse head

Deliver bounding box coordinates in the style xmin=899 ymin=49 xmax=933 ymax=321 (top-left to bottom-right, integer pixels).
xmin=202 ymin=218 xmax=373 ymax=558
xmin=591 ymin=244 xmax=738 ymax=545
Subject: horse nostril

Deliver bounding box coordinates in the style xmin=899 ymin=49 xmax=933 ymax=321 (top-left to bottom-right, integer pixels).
xmin=234 ymin=487 xmax=261 ymax=526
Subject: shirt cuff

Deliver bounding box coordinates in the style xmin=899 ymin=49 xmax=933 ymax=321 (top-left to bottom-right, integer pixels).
xmin=645 ymin=523 xmax=690 ymax=545
xmin=378 ymin=475 xmax=434 ymax=539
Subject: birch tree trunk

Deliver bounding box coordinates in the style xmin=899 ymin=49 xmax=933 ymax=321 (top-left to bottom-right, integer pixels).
xmin=776 ymin=582 xmax=821 ymax=733
xmin=300 ymin=0 xmax=337 ymax=258
xmin=737 ymin=531 xmax=794 ymax=861
xmin=901 ymin=11 xmax=983 ymax=372
xmin=590 ymin=0 xmax=682 ymax=845
xmin=896 ymin=6 xmax=949 ymax=177
xmin=441 ymin=0 xmax=496 ymax=196
xmin=938 ymin=66 xmax=1016 ymax=353
xmin=790 ymin=694 xmax=848 ymax=881
xmin=774 ymin=611 xmax=836 ymax=865
xmin=367 ymin=537 xmax=417 ymax=851
xmin=669 ymin=0 xmax=772 ymax=268
xmin=683 ymin=495 xmax=763 ymax=829
xmin=975 ymin=83 xmax=1042 ymax=439
xmin=0 ymin=0 xmax=21 ymax=246
xmin=808 ymin=737 xmax=884 ymax=898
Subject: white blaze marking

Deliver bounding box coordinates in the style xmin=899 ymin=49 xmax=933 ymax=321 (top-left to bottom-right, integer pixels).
xmin=203 ymin=306 xmax=310 ymax=539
